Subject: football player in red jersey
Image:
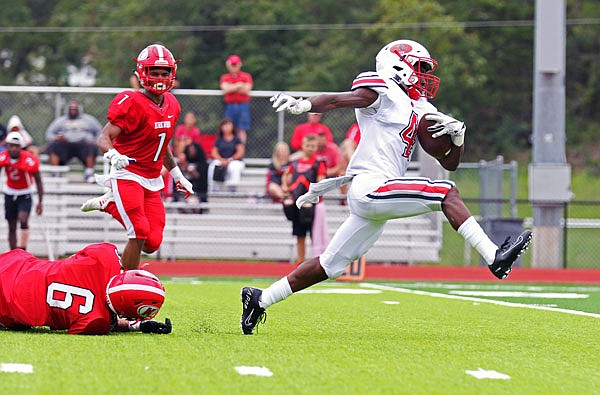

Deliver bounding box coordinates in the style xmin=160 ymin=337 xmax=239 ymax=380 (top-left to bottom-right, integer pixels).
xmin=0 ymin=242 xmax=171 ymax=335
xmin=81 ymin=44 xmax=194 ymax=270
xmin=0 ymin=132 xmax=43 ymax=251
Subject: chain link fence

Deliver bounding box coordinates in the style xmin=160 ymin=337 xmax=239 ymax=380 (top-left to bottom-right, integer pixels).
xmin=0 ymin=86 xmax=598 ymax=268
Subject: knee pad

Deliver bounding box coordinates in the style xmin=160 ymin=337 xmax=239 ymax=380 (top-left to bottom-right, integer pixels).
xmin=132 ymin=220 xmax=150 ymax=241
xmin=143 ymin=227 xmax=164 ymax=253
xmin=319 ymin=250 xmax=354 ymax=279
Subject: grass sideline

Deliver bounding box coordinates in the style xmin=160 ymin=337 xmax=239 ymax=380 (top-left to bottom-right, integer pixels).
xmin=1 ymin=279 xmax=599 ymax=394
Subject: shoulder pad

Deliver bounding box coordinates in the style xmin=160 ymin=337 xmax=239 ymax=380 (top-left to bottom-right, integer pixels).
xmin=351 ymin=71 xmax=388 ymax=91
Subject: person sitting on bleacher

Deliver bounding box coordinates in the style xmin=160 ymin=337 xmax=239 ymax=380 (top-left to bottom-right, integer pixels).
xmin=6 ymin=115 xmax=40 ymax=157
xmin=266 ymin=141 xmax=290 ymax=203
xmin=44 ymin=100 xmax=102 ymax=183
xmin=175 ymin=142 xmax=208 ymax=213
xmin=208 ymin=118 xmax=245 ymax=192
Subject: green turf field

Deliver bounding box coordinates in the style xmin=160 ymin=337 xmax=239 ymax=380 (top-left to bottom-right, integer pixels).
xmin=2 ymin=278 xmax=599 ymax=394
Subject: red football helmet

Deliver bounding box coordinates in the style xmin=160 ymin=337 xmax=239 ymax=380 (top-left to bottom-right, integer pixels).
xmin=134 ymin=44 xmax=178 ymax=95
xmin=106 ymin=270 xmax=165 ymax=320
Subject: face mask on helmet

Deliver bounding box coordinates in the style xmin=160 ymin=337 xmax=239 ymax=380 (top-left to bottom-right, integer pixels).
xmin=106 ymin=270 xmax=166 ymax=320
xmin=375 ymin=39 xmax=440 ymax=99
xmin=134 ymin=44 xmax=179 ymax=95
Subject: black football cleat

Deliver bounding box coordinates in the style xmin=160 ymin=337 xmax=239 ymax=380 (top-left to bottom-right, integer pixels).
xmin=240 ymin=287 xmax=266 ymax=335
xmin=489 ymin=230 xmax=533 ymax=280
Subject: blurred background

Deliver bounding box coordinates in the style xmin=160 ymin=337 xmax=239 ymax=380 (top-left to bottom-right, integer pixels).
xmin=0 ymin=0 xmax=598 ymax=268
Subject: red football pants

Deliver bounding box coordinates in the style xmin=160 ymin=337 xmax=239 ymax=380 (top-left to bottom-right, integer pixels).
xmin=105 ymin=179 xmax=166 ymax=252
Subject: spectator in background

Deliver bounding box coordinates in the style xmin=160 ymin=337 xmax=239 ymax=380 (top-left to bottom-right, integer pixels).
xmin=174 ymin=111 xmax=202 ymax=156
xmin=289 ymin=113 xmax=334 ymax=154
xmin=281 ymin=134 xmax=326 ymax=263
xmin=0 ymin=132 xmax=43 ymax=251
xmin=219 ymin=54 xmax=253 ymax=145
xmin=45 ymin=100 xmax=102 ymax=183
xmin=345 ymin=122 xmax=361 ymax=147
xmin=176 ymin=142 xmax=208 ymax=213
xmin=208 ymin=118 xmax=245 ymax=192
xmin=266 ymin=141 xmax=290 ymax=202
xmin=0 ymin=116 xmax=7 ymax=153
xmin=7 ymin=115 xmax=40 ymax=157
xmin=316 ymin=130 xmax=342 ymax=177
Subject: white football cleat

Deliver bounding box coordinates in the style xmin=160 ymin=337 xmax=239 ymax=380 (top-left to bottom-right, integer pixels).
xmin=81 ymin=190 xmax=114 ymax=212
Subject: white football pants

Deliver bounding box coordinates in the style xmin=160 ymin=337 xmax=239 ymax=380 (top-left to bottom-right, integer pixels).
xmin=319 ymin=173 xmax=454 ymax=278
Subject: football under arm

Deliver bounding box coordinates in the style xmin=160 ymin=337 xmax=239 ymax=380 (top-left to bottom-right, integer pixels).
xmin=436 ymin=143 xmax=463 ymax=171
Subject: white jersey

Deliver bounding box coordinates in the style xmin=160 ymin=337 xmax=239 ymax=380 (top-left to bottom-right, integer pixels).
xmin=346 ymin=71 xmax=437 ymax=179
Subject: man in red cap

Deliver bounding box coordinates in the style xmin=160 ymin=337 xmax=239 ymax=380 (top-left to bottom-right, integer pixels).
xmin=219 ymin=54 xmax=253 ymax=144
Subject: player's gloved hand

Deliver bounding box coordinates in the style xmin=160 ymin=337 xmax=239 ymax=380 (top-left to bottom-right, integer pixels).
xmin=295 ymin=191 xmax=320 ymax=209
xmin=140 ymin=318 xmax=172 ymax=334
xmin=270 ymin=93 xmax=312 ymax=114
xmin=104 ymin=148 xmax=136 ymax=170
xmin=170 ymin=166 xmax=194 ymax=199
xmin=425 ymin=112 xmax=466 ymax=147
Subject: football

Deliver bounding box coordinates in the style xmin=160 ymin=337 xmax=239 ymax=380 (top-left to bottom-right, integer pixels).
xmin=417 ymin=114 xmax=452 ymax=159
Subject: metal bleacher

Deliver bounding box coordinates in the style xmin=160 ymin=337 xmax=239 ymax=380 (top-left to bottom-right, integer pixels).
xmin=0 ymin=156 xmax=444 ymax=263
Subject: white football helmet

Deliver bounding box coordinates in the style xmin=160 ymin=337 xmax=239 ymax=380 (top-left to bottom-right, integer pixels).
xmin=375 ymin=39 xmax=440 ymax=99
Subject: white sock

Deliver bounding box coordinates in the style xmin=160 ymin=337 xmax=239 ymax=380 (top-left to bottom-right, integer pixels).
xmin=457 ymin=216 xmax=498 ymax=265
xmin=259 ymin=277 xmax=293 ymax=309
xmin=84 ymin=167 xmax=94 ymax=176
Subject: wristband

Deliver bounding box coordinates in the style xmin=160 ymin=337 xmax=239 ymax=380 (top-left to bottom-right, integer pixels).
xmin=298 ymin=99 xmax=312 ymax=113
xmin=170 ymin=166 xmax=184 ymax=181
xmin=128 ymin=320 xmax=141 ymax=332
xmin=104 ymin=148 xmax=119 ymax=159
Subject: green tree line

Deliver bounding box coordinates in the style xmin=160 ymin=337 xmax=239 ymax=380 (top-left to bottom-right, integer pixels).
xmin=0 ymin=0 xmax=598 ymax=167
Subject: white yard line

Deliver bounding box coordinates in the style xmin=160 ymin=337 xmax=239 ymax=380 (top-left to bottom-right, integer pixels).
xmin=0 ymin=363 xmax=33 ymax=374
xmin=360 ymin=283 xmax=600 ymax=318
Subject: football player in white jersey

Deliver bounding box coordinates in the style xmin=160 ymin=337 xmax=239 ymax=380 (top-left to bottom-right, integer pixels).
xmin=240 ymin=39 xmax=532 ymax=335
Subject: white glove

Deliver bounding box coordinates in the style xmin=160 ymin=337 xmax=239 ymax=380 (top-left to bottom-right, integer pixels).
xmin=170 ymin=166 xmax=194 ymax=199
xmin=295 ymin=192 xmax=320 ymax=209
xmin=104 ymin=148 xmax=135 ymax=170
xmin=270 ymin=93 xmax=312 ymax=114
xmin=425 ymin=112 xmax=466 ymax=147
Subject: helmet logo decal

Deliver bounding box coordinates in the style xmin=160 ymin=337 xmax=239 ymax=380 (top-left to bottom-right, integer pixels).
xmin=137 ymin=48 xmax=150 ymax=61
xmin=390 ymin=43 xmax=413 ymax=55
xmin=137 ymin=305 xmax=160 ymax=319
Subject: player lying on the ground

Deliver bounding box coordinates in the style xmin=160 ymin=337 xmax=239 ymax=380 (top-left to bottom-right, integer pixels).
xmin=0 ymin=242 xmax=171 ymax=335
xmin=240 ymin=39 xmax=532 ymax=335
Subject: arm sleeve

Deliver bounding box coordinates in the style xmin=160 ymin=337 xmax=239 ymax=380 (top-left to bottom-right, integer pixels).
xmin=68 ymin=317 xmax=111 ymax=335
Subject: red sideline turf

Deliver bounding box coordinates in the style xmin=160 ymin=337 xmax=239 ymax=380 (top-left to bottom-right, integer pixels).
xmin=143 ymin=260 xmax=600 ymax=284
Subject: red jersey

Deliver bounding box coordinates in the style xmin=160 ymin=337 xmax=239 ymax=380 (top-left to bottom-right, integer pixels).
xmin=0 ymin=243 xmax=122 ymax=335
xmin=345 ymin=123 xmax=361 ymax=146
xmin=220 ymin=71 xmax=253 ymax=103
xmin=0 ymin=150 xmax=39 ymax=195
xmin=174 ymin=124 xmax=202 ymax=145
xmin=316 ymin=142 xmax=342 ymax=170
xmin=108 ymin=90 xmax=181 ymax=179
xmin=287 ymin=156 xmax=326 ymax=200
xmin=290 ymin=123 xmax=334 ymax=151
